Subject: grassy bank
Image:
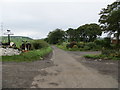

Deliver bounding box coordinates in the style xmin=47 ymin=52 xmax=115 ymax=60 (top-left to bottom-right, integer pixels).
xmin=2 ymin=47 xmax=52 ymax=62
xmin=84 ymin=54 xmax=120 ymax=60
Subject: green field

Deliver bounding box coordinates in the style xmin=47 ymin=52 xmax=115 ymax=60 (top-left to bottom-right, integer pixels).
xmin=1 ymin=36 xmax=33 ymax=48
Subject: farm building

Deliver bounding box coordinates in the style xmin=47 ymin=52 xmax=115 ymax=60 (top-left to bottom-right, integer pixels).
xmin=111 ymin=33 xmax=120 ymax=44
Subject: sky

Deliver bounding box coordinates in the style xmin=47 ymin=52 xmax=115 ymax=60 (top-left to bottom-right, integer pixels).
xmin=0 ymin=0 xmax=116 ymax=39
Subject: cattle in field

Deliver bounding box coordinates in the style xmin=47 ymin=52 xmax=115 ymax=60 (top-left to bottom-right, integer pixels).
xmin=26 ymin=43 xmax=31 ymax=50
xmin=20 ymin=42 xmax=31 ymax=51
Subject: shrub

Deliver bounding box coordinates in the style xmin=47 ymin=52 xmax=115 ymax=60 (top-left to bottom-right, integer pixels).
xmin=85 ymin=42 xmax=97 ymax=49
xmin=72 ymin=45 xmax=78 ymax=48
xmin=83 ymin=46 xmax=91 ymax=50
xmin=84 ymin=52 xmax=120 ymax=60
xmin=94 ymin=40 xmax=104 ymax=46
xmin=110 ymin=44 xmax=120 ymax=50
xmin=94 ymin=45 xmax=102 ymax=50
xmin=94 ymin=38 xmax=111 ymax=48
xmin=110 ymin=44 xmax=116 ymax=49
xmin=66 ymin=41 xmax=77 ymax=48
xmin=31 ymin=40 xmax=49 ymax=50
xmin=103 ymin=37 xmax=111 ymax=48
xmin=102 ymin=47 xmax=120 ymax=58
xmin=77 ymin=42 xmax=85 ymax=48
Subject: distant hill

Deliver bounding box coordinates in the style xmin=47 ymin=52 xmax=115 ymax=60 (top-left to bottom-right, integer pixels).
xmin=1 ymin=36 xmax=33 ymax=48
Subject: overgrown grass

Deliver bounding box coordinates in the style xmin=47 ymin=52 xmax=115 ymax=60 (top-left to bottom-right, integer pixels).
xmin=84 ymin=54 xmax=120 ymax=60
xmin=56 ymin=41 xmax=103 ymax=51
xmin=31 ymin=40 xmax=49 ymax=49
xmin=56 ymin=44 xmax=100 ymax=51
xmin=2 ymin=47 xmax=52 ymax=62
xmin=56 ymin=45 xmax=68 ymax=51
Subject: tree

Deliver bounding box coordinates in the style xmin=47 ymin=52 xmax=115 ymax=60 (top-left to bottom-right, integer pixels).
xmin=99 ymin=1 xmax=120 ymax=45
xmin=66 ymin=28 xmax=78 ymax=42
xmin=76 ymin=23 xmax=102 ymax=42
xmin=47 ymin=29 xmax=65 ymax=44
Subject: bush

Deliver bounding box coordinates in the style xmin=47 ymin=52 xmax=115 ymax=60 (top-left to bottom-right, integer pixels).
xmin=85 ymin=42 xmax=97 ymax=49
xmin=94 ymin=45 xmax=102 ymax=50
xmin=77 ymin=42 xmax=85 ymax=48
xmin=72 ymin=45 xmax=78 ymax=48
xmin=110 ymin=44 xmax=120 ymax=50
xmin=66 ymin=41 xmax=77 ymax=48
xmin=83 ymin=46 xmax=91 ymax=50
xmin=103 ymin=37 xmax=111 ymax=48
xmin=94 ymin=40 xmax=104 ymax=46
xmin=94 ymin=38 xmax=111 ymax=48
xmin=84 ymin=53 xmax=120 ymax=60
xmin=31 ymin=40 xmax=49 ymax=50
xmin=65 ymin=41 xmax=101 ymax=51
xmin=102 ymin=49 xmax=120 ymax=58
xmin=110 ymin=44 xmax=116 ymax=49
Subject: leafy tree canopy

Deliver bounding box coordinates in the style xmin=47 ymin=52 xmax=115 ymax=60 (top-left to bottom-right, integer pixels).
xmin=76 ymin=23 xmax=102 ymax=42
xmin=99 ymin=1 xmax=120 ymax=44
xmin=47 ymin=29 xmax=65 ymax=44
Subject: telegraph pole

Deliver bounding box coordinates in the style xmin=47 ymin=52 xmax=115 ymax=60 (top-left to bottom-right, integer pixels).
xmin=4 ymin=30 xmax=14 ymax=45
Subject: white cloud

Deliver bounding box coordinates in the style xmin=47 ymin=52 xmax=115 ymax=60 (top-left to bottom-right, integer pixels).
xmin=1 ymin=0 xmax=116 ymax=39
xmin=2 ymin=0 xmax=116 ymax=3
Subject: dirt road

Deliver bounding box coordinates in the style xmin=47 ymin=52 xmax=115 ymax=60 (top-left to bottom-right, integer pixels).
xmin=2 ymin=53 xmax=54 ymax=88
xmin=31 ymin=46 xmax=118 ymax=88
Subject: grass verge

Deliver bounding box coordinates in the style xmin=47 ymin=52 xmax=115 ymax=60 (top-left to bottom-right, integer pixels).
xmin=56 ymin=45 xmax=68 ymax=51
xmin=84 ymin=54 xmax=120 ymax=60
xmin=2 ymin=47 xmax=52 ymax=62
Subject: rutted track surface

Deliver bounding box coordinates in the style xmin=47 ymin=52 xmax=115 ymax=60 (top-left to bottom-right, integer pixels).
xmin=2 ymin=46 xmax=118 ymax=88
xmin=31 ymin=46 xmax=118 ymax=88
xmin=66 ymin=51 xmax=118 ymax=81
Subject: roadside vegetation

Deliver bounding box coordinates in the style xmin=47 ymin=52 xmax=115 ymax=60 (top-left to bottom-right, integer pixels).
xmin=56 ymin=38 xmax=109 ymax=51
xmin=2 ymin=1 xmax=119 ymax=61
xmin=2 ymin=47 xmax=52 ymax=62
xmin=2 ymin=40 xmax=52 ymax=62
xmin=84 ymin=49 xmax=120 ymax=60
xmin=45 ymin=1 xmax=120 ymax=60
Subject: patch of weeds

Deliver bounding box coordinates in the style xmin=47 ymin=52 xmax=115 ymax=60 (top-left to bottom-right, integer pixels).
xmin=84 ymin=54 xmax=120 ymax=60
xmin=2 ymin=47 xmax=52 ymax=62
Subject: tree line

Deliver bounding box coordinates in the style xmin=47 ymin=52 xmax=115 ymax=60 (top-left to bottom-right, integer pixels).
xmin=45 ymin=1 xmax=120 ymax=46
xmin=45 ymin=23 xmax=101 ymax=44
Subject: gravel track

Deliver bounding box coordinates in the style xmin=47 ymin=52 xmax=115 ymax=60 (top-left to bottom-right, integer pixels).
xmin=2 ymin=46 xmax=119 ymax=88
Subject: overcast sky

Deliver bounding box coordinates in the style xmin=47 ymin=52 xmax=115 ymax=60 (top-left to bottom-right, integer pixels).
xmin=0 ymin=0 xmax=116 ymax=39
